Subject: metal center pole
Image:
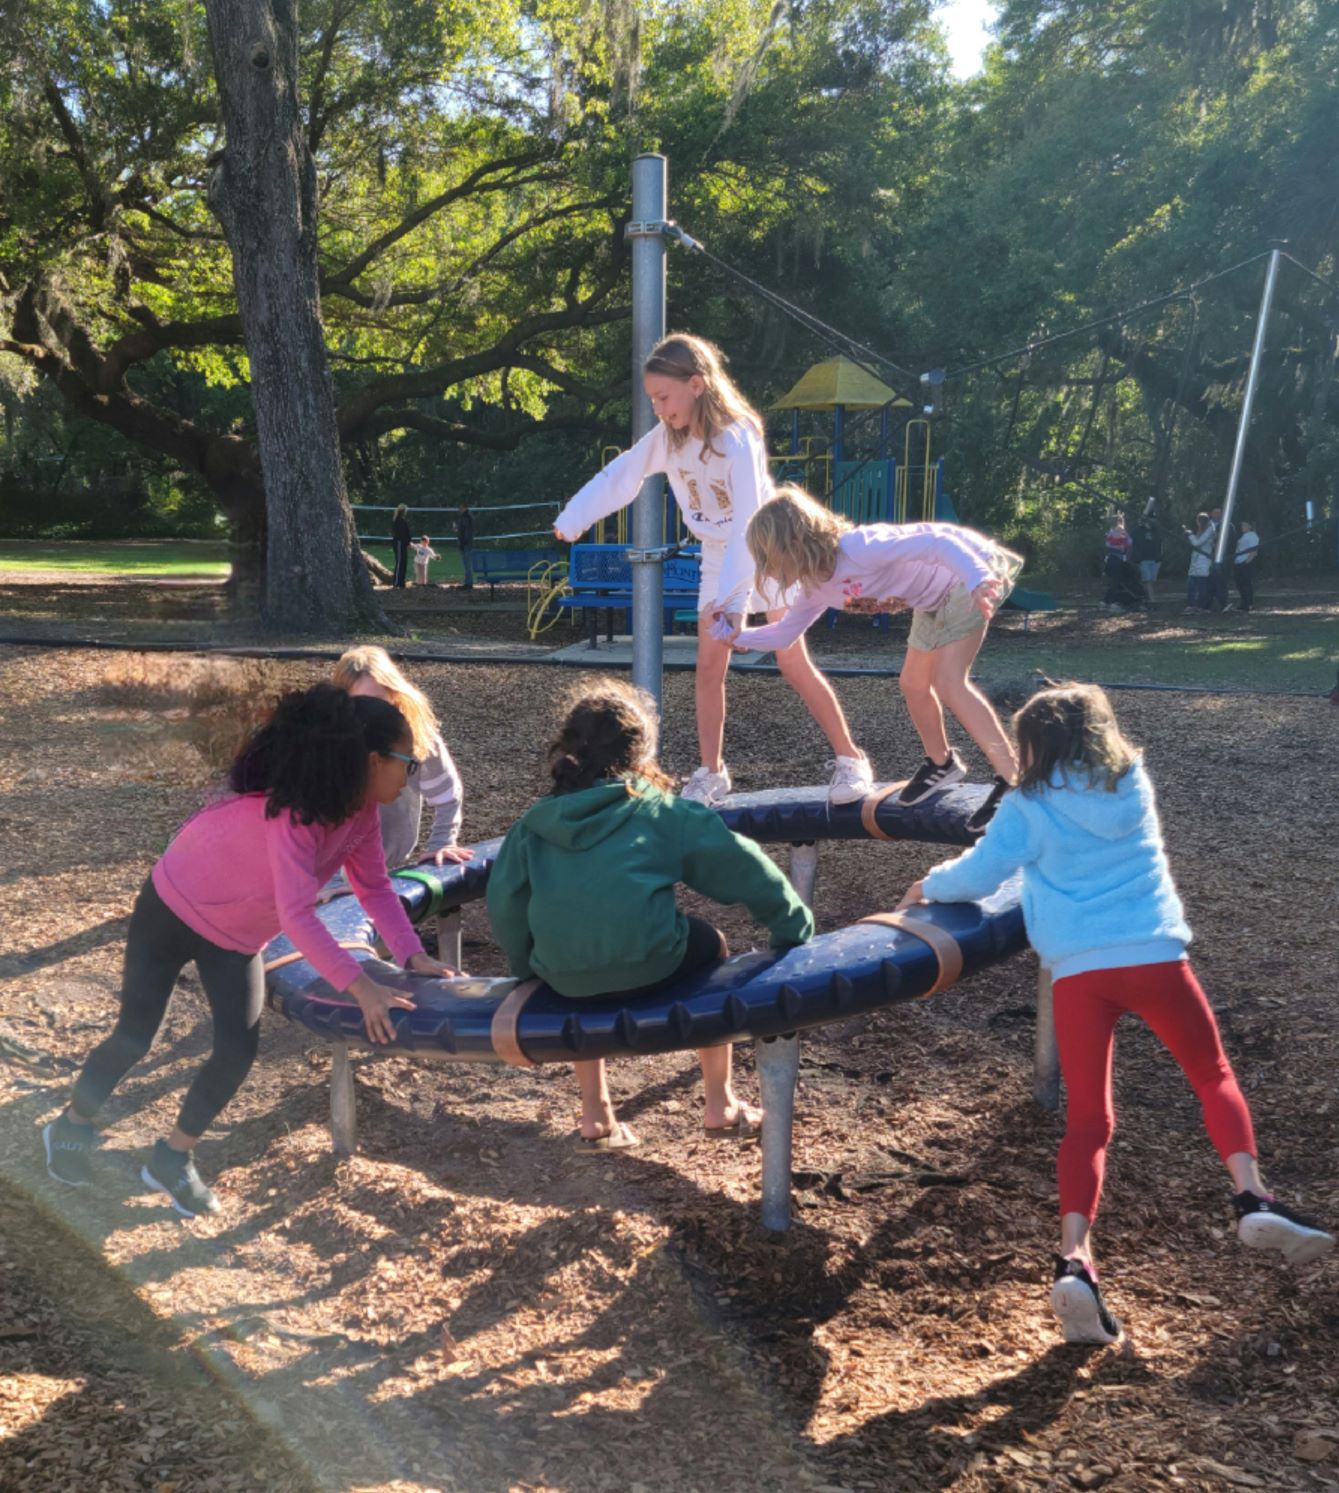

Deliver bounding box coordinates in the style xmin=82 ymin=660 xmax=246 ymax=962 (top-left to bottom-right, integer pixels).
xmin=1214 ymin=249 xmax=1282 ymax=567
xmin=628 ymin=153 xmax=668 ymax=709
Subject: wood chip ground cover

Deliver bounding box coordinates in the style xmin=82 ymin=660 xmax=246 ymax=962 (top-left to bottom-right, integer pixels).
xmin=1 ymin=639 xmax=1336 ymax=1492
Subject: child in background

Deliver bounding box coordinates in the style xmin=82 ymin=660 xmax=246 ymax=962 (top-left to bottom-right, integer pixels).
xmin=332 ymin=647 xmax=470 ymax=870
xmin=486 ymin=678 xmax=814 ymax=1149
xmin=43 ymin=685 xmax=455 ymax=1217
xmin=1103 ymin=513 xmax=1131 ymax=561
xmin=553 ymin=332 xmax=872 ymax=808
xmin=898 ymin=683 xmax=1332 ymax=1344
xmin=412 ymin=535 xmax=439 ymax=587
xmin=723 ymin=486 xmax=1023 ymax=833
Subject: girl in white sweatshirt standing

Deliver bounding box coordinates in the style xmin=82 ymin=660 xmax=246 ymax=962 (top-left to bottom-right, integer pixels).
xmin=553 ymin=333 xmax=872 ymax=806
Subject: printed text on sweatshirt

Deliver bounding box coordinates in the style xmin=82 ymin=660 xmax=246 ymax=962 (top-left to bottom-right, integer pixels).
xmin=553 ymin=421 xmax=771 ymax=613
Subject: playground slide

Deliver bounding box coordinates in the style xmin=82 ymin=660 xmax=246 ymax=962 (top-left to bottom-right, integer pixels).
xmin=1003 ymin=584 xmax=1057 ymax=613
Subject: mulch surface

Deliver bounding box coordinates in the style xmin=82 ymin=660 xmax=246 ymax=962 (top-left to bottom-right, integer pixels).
xmin=1 ymin=644 xmax=1337 ymax=1491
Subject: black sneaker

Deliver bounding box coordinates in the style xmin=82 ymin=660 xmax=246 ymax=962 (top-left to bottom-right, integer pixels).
xmin=897 ymin=750 xmax=967 ymax=806
xmin=141 ymin=1140 xmax=221 ymax=1219
xmin=966 ymin=776 xmax=1011 ymax=835
xmin=1050 ymin=1255 xmax=1123 ymax=1344
xmin=1234 ymin=1192 xmax=1334 ymax=1266
xmin=42 ymin=1114 xmax=97 ymax=1188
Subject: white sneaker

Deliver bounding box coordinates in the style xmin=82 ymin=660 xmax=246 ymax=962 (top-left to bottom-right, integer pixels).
xmin=827 ymin=753 xmax=874 ymax=805
xmin=681 ymin=765 xmax=731 ymax=806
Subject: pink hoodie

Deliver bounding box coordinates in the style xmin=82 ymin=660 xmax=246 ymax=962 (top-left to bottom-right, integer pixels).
xmin=727 ymin=522 xmax=1001 ymax=652
xmin=151 ymin=794 xmax=423 ymax=991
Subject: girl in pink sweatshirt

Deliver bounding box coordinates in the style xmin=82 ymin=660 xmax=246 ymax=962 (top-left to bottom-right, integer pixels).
xmin=42 ymin=684 xmax=454 ymax=1217
xmin=720 ymin=485 xmax=1024 ymax=831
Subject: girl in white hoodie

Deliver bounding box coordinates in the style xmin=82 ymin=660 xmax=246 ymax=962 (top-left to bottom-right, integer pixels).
xmin=553 ymin=333 xmax=872 ymax=808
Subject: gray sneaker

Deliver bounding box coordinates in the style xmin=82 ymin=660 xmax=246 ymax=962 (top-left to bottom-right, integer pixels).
xmin=141 ymin=1140 xmax=221 ymax=1219
xmin=43 ymin=1114 xmax=97 ymax=1188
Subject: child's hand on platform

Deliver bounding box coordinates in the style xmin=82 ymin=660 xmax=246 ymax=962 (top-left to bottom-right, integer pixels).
xmin=406 ymin=951 xmax=460 ymax=978
xmin=895 ymin=879 xmax=927 ymax=911
xmin=554 ymin=523 xmax=576 ymax=543
xmin=971 ymin=578 xmax=1003 ymax=618
xmin=420 ymin=846 xmax=474 ymax=866
xmin=349 ymin=974 xmax=417 ymax=1044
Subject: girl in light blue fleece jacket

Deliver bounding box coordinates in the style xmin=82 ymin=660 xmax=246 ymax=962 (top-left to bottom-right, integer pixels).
xmin=900 ymin=683 xmax=1332 ymax=1345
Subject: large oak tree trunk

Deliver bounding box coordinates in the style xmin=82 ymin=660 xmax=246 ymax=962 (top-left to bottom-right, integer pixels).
xmin=202 ymin=0 xmax=384 ymax=632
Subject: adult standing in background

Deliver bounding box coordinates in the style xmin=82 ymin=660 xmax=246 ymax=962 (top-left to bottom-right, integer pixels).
xmin=457 ymin=501 xmax=476 ymax=591
xmin=1184 ymin=511 xmax=1214 ymax=612
xmin=1130 ymin=503 xmax=1163 ymax=608
xmin=1208 ymin=505 xmax=1237 ymax=611
xmin=1230 ymin=520 xmax=1260 ymax=612
xmin=391 ymin=503 xmax=412 ymax=590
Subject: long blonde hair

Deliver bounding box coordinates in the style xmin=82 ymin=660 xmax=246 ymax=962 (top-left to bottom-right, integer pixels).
xmin=643 ymin=333 xmax=763 ymax=459
xmin=746 ymin=484 xmax=850 ymax=593
xmin=1014 ymin=683 xmax=1139 ymax=794
xmin=331 ymin=646 xmax=440 ymax=758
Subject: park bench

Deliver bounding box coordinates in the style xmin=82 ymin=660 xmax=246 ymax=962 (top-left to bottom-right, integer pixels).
xmin=556 ymin=543 xmax=702 ymax=646
xmin=473 ymin=547 xmax=563 ymax=598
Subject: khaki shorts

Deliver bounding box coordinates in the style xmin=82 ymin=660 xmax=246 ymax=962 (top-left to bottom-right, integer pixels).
xmin=907 ymin=545 xmax=1024 ymax=652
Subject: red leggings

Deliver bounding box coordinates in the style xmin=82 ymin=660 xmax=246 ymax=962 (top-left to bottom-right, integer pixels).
xmin=1052 ymin=960 xmax=1256 ymax=1221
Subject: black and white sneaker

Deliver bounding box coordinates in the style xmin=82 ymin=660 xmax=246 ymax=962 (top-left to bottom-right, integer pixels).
xmin=1050 ymin=1255 xmax=1123 ymax=1345
xmin=42 ymin=1114 xmax=97 ymax=1188
xmin=1234 ymin=1192 xmax=1334 ymax=1266
xmin=897 ymin=750 xmax=967 ymax=806
xmin=966 ymin=776 xmax=1011 ymax=835
xmin=141 ymin=1140 xmax=221 ymax=1219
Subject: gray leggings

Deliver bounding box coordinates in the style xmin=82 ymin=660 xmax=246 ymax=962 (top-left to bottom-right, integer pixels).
xmin=72 ymin=877 xmax=265 ymax=1139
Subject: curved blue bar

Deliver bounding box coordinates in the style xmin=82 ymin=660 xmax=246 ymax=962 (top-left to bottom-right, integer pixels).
xmin=266 ymin=882 xmax=1025 ymax=1065
xmin=387 ymin=784 xmax=990 ymax=922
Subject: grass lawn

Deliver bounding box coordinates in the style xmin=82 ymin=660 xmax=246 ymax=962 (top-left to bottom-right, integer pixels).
xmin=0 ymin=540 xmax=232 ymax=576
xmin=0 ymin=538 xmax=470 ymax=584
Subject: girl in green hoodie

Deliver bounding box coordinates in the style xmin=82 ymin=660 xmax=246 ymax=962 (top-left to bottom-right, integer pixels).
xmin=487 ymin=679 xmax=814 ymax=1149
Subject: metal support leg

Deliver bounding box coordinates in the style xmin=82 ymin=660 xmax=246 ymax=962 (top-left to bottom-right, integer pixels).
xmin=1033 ymin=965 xmax=1061 ymax=1111
xmin=788 ymin=842 xmax=818 ymax=911
xmin=755 ymin=1032 xmax=800 ymax=1232
xmin=330 ymin=1043 xmax=358 ymax=1156
xmin=440 ymin=908 xmax=463 ymax=971
xmin=750 ymin=840 xmax=817 ymax=1232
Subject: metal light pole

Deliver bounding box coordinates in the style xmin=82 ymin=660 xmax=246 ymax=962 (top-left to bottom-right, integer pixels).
xmin=627 ymin=153 xmax=668 ymax=708
xmin=1215 ymin=249 xmax=1282 ymax=567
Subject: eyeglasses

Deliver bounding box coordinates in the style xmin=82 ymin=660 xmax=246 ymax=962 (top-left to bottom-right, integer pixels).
xmin=385 ymin=751 xmax=420 ymax=777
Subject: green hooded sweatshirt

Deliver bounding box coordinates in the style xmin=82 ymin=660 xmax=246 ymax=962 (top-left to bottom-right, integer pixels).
xmin=485 ymin=777 xmax=814 ymax=998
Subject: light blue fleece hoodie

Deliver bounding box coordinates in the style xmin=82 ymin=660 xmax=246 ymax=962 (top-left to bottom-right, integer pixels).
xmin=921 ymin=758 xmax=1191 ymax=981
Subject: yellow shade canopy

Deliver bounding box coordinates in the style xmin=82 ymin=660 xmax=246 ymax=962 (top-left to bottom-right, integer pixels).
xmin=770 ymin=355 xmax=911 ymax=411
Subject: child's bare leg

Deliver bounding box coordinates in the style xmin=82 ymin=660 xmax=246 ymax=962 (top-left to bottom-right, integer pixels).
xmin=695 ymin=625 xmax=732 ymax=772
xmin=574 ymin=1059 xmax=619 ymax=1140
xmin=697 ymin=1044 xmax=762 ymax=1131
xmin=898 ymin=646 xmax=951 ymax=762
xmin=931 ymin=629 xmax=1019 ymax=781
xmin=772 ymin=628 xmax=860 ymax=759
xmin=1061 ymin=1211 xmax=1095 ymax=1265
xmin=1227 ymin=1151 xmax=1266 ymax=1196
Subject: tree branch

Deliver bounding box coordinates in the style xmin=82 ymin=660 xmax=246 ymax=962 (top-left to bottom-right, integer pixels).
xmin=321 ymin=150 xmax=563 ymax=290
xmin=362 ymin=407 xmax=612 ymax=449
xmin=336 ymin=243 xmax=628 ymax=438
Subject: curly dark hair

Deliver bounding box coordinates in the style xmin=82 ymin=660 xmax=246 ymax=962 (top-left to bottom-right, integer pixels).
xmin=547 ymin=677 xmax=674 ymax=795
xmin=228 ymin=684 xmax=409 ymax=825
